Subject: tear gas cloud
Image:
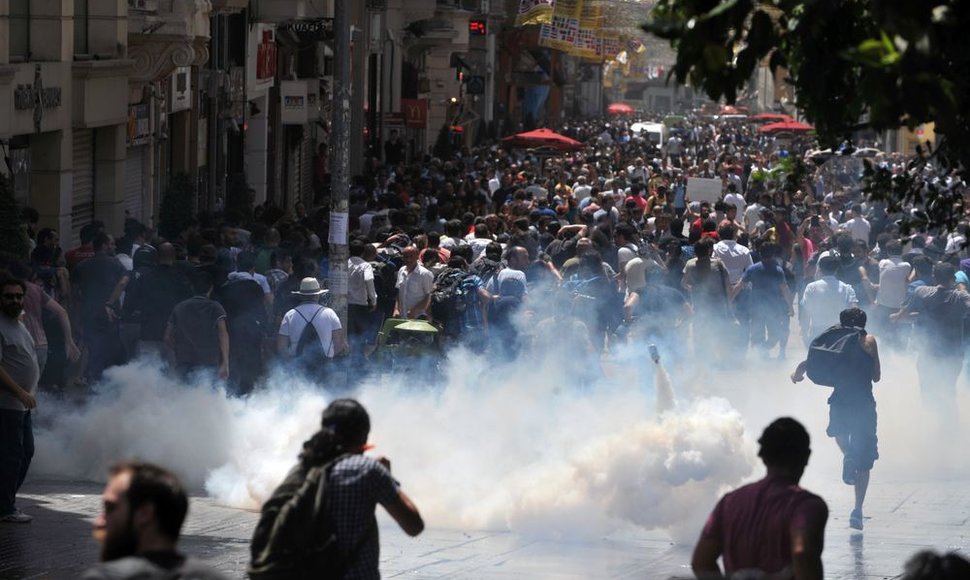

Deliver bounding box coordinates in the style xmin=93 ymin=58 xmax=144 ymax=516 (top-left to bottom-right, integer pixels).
xmin=30 ymin=324 xmax=970 ymax=544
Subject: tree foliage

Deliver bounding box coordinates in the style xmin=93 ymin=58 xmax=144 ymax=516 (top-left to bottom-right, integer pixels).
xmin=644 ymin=0 xmax=970 ymax=232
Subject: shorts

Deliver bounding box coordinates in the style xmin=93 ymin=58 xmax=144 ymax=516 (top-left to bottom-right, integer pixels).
xmin=826 ymin=394 xmax=878 ymax=471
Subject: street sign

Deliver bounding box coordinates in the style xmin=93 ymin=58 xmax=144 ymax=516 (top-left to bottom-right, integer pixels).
xmin=279 ymin=18 xmax=334 ymax=41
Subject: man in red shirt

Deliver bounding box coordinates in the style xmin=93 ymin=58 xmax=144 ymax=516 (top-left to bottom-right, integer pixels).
xmin=692 ymin=417 xmax=828 ymax=580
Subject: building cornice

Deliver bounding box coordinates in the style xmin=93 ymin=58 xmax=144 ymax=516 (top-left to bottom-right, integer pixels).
xmin=128 ymin=35 xmax=210 ymax=83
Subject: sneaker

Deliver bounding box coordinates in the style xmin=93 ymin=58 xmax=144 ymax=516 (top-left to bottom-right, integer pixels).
xmin=0 ymin=509 xmax=32 ymax=523
xmin=849 ymin=508 xmax=863 ymax=530
xmin=842 ymin=456 xmax=857 ymax=485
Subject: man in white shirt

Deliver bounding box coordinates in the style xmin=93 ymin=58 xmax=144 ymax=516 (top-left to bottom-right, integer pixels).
xmin=396 ymin=246 xmax=435 ymax=319
xmin=723 ymin=183 xmax=746 ymax=227
xmin=841 ymin=204 xmax=871 ymax=243
xmin=572 ymin=175 xmax=593 ymax=202
xmin=347 ymin=240 xmax=378 ymax=358
xmin=800 ymin=256 xmax=858 ymax=342
xmin=278 ymin=278 xmax=347 ymax=361
xmin=712 ymin=222 xmax=753 ymax=285
xmin=488 ymin=169 xmax=502 ymax=196
xmin=872 ymin=240 xmax=911 ymax=346
xmin=627 ymin=158 xmax=650 ymax=182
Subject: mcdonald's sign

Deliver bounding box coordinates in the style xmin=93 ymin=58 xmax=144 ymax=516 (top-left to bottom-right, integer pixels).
xmin=401 ymin=98 xmax=428 ymax=129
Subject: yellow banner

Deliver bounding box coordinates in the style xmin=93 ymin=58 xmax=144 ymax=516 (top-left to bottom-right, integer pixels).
xmin=515 ymin=0 xmax=554 ymax=27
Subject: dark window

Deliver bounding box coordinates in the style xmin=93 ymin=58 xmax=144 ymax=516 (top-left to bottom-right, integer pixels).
xmin=10 ymin=0 xmax=30 ymax=60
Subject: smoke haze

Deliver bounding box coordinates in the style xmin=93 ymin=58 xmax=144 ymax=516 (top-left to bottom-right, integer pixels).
xmin=30 ymin=333 xmax=970 ymax=544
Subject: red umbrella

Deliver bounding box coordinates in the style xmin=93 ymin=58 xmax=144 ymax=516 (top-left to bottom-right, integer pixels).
xmin=501 ymin=128 xmax=584 ymax=152
xmin=758 ymin=120 xmax=815 ymax=134
xmin=607 ymin=102 xmax=634 ymax=115
xmin=748 ymin=113 xmax=794 ymax=123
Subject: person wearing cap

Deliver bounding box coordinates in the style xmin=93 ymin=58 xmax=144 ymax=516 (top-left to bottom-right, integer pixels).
xmin=278 ymin=277 xmax=347 ymax=361
xmin=692 ymin=417 xmax=827 ymax=580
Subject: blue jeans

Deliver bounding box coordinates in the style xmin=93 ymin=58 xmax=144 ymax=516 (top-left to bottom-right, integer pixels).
xmin=0 ymin=409 xmax=34 ymax=515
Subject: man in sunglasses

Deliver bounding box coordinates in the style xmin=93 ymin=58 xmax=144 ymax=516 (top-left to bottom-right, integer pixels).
xmin=0 ymin=273 xmax=39 ymax=523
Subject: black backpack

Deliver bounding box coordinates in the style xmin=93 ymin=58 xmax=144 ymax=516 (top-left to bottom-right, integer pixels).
xmin=371 ymin=251 xmax=403 ymax=311
xmin=248 ymin=455 xmax=353 ymax=580
xmin=805 ymin=325 xmax=865 ymax=387
xmin=430 ymin=268 xmax=470 ymax=336
xmin=295 ymin=307 xmax=329 ymax=358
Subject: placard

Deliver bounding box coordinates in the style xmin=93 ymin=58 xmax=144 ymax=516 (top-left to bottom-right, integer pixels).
xmin=686 ymin=177 xmax=722 ymax=204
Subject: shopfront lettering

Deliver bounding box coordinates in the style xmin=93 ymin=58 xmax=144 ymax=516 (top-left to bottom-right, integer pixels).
xmin=14 ymin=85 xmax=61 ymax=110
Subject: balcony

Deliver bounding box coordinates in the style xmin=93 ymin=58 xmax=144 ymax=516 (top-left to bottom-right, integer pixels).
xmin=127 ymin=0 xmax=213 ymax=84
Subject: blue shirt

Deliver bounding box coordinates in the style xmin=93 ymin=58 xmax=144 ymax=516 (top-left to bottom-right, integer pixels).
xmin=742 ymin=261 xmax=787 ymax=306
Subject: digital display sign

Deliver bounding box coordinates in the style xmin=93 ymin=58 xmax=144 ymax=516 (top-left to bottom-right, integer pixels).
xmin=469 ymin=19 xmax=487 ymax=36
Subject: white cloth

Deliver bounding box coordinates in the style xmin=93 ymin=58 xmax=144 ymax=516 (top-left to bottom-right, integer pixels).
xmin=875 ymin=256 xmax=912 ymax=309
xmin=396 ymin=264 xmax=435 ymax=317
xmin=801 ymin=276 xmax=858 ymax=337
xmin=468 ymin=238 xmax=492 ymax=262
xmin=572 ymin=184 xmax=592 ymax=202
xmin=842 ymin=217 xmax=871 ymax=243
xmin=743 ymin=203 xmax=763 ymax=235
xmin=279 ymin=303 xmax=342 ymax=357
xmin=712 ymin=240 xmax=754 ymax=285
xmin=348 ymin=256 xmax=377 ymax=306
xmin=723 ymin=192 xmax=746 ymax=221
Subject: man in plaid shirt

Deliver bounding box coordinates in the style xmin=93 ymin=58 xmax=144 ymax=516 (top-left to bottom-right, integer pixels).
xmin=323 ymin=399 xmax=424 ymax=579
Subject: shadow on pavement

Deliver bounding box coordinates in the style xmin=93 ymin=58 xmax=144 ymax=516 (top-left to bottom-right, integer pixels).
xmin=0 ymin=494 xmax=98 ymax=579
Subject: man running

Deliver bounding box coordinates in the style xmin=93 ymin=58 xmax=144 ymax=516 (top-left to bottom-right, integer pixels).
xmin=791 ymin=307 xmax=880 ymax=530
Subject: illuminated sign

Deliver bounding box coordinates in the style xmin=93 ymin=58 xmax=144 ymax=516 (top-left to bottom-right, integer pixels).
xmin=469 ymin=19 xmax=487 ymax=36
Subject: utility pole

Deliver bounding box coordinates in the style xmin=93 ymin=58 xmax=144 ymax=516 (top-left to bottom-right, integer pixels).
xmin=330 ymin=0 xmax=351 ymax=387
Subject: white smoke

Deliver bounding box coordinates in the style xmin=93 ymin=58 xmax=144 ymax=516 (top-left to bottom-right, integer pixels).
xmin=32 ymin=336 xmax=758 ymax=542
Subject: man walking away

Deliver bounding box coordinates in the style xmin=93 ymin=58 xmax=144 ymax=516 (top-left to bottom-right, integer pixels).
xmin=82 ymin=461 xmax=228 ymax=579
xmin=792 ymin=307 xmax=880 ymax=530
xmin=249 ymin=399 xmax=423 ymax=579
xmin=220 ymin=252 xmax=268 ymax=395
xmin=692 ymin=417 xmax=827 ymax=580
xmin=347 ymin=240 xmax=378 ymax=364
xmin=800 ymin=256 xmax=858 ymax=344
xmin=278 ymin=278 xmax=348 ymax=377
xmin=165 ymin=270 xmax=230 ymax=380
xmin=0 ymin=273 xmax=39 ymax=523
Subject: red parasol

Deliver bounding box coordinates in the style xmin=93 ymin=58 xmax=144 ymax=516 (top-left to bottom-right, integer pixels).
xmin=607 ymin=102 xmax=635 ymax=115
xmin=748 ymin=113 xmax=794 ymax=123
xmin=758 ymin=120 xmax=815 ymax=134
xmin=501 ymin=128 xmax=584 ymax=152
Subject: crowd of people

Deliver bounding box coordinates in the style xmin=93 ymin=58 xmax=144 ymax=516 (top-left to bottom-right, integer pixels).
xmin=2 ymin=110 xmax=970 ymax=577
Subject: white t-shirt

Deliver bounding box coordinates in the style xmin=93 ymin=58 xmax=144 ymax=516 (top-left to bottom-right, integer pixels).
xmin=396 ymin=264 xmax=435 ymax=316
xmin=279 ymin=303 xmax=342 ymax=357
xmin=842 ymin=217 xmax=871 ymax=243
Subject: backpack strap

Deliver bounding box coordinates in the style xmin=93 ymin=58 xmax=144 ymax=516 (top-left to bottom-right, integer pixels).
xmin=294 ymin=306 xmax=331 ymax=357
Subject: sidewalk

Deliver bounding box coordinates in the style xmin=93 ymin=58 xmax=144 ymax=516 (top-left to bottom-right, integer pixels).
xmin=3 ymin=477 xmax=967 ymax=579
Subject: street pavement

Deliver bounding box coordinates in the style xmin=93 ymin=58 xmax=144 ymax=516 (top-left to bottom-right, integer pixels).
xmin=2 ymin=475 xmax=968 ymax=579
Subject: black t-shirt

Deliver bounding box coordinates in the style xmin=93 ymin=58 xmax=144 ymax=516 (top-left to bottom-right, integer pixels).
xmin=74 ymin=255 xmax=127 ymax=324
xmin=168 ymin=296 xmax=227 ymax=367
xmin=124 ymin=265 xmax=194 ymax=341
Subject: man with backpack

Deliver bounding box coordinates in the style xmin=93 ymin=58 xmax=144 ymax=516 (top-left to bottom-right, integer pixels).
xmin=278 ymin=278 xmax=348 ymax=375
xmin=791 ymin=307 xmax=880 ymax=531
xmin=249 ymin=398 xmax=423 ymax=580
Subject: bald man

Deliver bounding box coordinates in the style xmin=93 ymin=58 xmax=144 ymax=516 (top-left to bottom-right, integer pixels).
xmin=395 ymin=246 xmax=435 ymax=319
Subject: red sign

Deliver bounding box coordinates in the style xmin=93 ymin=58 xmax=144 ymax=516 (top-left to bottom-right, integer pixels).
xmin=256 ymin=30 xmax=277 ymax=80
xmin=469 ymin=19 xmax=487 ymax=36
xmin=402 ymin=98 xmax=427 ymax=129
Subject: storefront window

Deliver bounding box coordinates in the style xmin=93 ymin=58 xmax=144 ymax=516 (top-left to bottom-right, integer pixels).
xmin=10 ymin=0 xmax=29 ymax=61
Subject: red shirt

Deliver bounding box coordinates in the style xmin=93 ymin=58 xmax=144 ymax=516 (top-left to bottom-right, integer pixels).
xmin=65 ymin=243 xmax=94 ymax=271
xmin=701 ymin=475 xmax=828 ymax=576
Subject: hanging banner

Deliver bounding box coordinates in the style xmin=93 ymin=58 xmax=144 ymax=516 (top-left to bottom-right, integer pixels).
xmin=401 ymin=98 xmax=428 ymax=129
xmin=538 ymin=0 xmax=583 ymax=51
xmin=515 ymin=0 xmax=554 ymax=27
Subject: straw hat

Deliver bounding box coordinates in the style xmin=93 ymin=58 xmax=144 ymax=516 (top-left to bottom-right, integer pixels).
xmin=292 ymin=277 xmax=328 ymax=296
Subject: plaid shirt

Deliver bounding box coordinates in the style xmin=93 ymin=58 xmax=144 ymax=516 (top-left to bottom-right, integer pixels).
xmin=328 ymin=455 xmax=400 ymax=579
